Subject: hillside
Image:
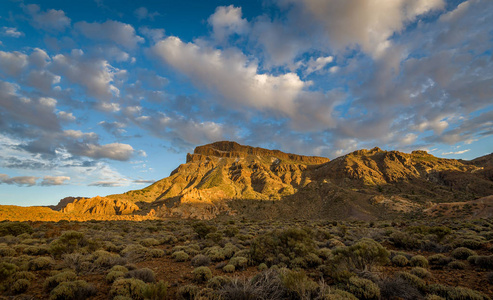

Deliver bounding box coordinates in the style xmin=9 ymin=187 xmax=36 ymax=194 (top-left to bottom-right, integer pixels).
xmin=1 ymin=141 xmax=492 ymax=221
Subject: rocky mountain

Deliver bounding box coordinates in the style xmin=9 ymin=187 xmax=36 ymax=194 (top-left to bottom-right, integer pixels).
xmin=3 ymin=141 xmax=493 ymax=221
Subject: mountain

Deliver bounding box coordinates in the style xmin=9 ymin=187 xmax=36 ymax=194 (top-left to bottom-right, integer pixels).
xmin=2 ymin=141 xmax=493 ymax=221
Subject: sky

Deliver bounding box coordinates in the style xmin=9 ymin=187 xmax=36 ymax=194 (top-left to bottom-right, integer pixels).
xmin=0 ymin=0 xmax=492 ymax=206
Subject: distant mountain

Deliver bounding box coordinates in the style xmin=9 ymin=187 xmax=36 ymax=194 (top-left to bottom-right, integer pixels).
xmin=2 ymin=141 xmax=493 ymax=221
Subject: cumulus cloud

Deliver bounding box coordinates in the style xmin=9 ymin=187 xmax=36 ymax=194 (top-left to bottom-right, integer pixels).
xmin=0 ymin=174 xmax=38 ymax=186
xmin=288 ymin=0 xmax=445 ymax=58
xmin=75 ymin=20 xmax=144 ymax=49
xmin=69 ymin=143 xmax=134 ymax=161
xmin=41 ymin=175 xmax=70 ymax=186
xmin=303 ymin=56 xmax=334 ymax=75
xmin=152 ymin=37 xmax=308 ymax=116
xmin=24 ymin=4 xmax=71 ymax=32
xmin=1 ymin=27 xmax=23 ymax=38
xmin=208 ymin=5 xmax=248 ymax=42
xmin=50 ymin=49 xmax=123 ymax=100
xmin=0 ymin=51 xmax=28 ymax=77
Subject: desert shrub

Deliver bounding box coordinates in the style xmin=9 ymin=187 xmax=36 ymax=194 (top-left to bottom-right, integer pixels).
xmin=223 ymin=226 xmax=239 ymax=237
xmin=148 ymin=249 xmax=165 ymax=258
xmin=280 ymin=269 xmax=318 ymax=299
xmin=223 ymin=243 xmax=239 ymax=259
xmin=139 ymin=238 xmax=159 ymax=247
xmin=390 ymin=231 xmax=420 ymax=249
xmin=410 ymin=255 xmax=429 ymax=268
xmin=207 ymin=276 xmax=231 ymax=289
xmin=395 ymin=271 xmax=426 ymax=291
xmin=44 ymin=270 xmax=77 ymax=291
xmin=91 ymin=250 xmax=126 ymax=271
xmin=49 ymin=231 xmax=86 ymax=257
xmin=453 ymin=238 xmax=484 ymax=250
xmin=49 ymin=280 xmax=96 ymax=300
xmin=222 ymin=264 xmax=235 ymax=273
xmin=468 ymin=255 xmax=493 ymax=270
xmin=250 ymin=227 xmax=316 ymax=265
xmin=305 ymin=252 xmax=323 ymax=268
xmin=0 ymin=244 xmax=16 ymax=257
xmin=142 ymin=280 xmax=169 ymax=300
xmin=191 ymin=254 xmax=211 ymax=267
xmin=192 ymin=222 xmax=217 ymax=239
xmin=218 ymin=269 xmax=287 ymax=300
xmin=346 ymin=276 xmax=380 ymax=300
xmin=0 ymin=262 xmax=17 ymax=281
xmin=426 ymin=296 xmax=445 ymax=300
xmin=325 ymin=289 xmax=358 ymax=300
xmin=11 ymin=278 xmax=30 ymax=294
xmin=229 ymin=256 xmax=248 ymax=270
xmin=205 ymin=246 xmax=226 ymax=262
xmin=193 ymin=266 xmax=212 ymax=283
xmin=258 ymin=263 xmax=268 ymax=271
xmin=428 ymin=254 xmax=452 ymax=267
xmin=407 ymin=225 xmax=452 ymax=241
xmin=28 ymin=256 xmax=54 ymax=270
xmin=176 ymin=284 xmax=200 ymax=300
xmin=379 ymin=276 xmax=422 ymax=300
xmin=392 ymin=254 xmax=409 ymax=267
xmin=125 ymin=268 xmax=155 ymax=283
xmin=13 ymin=271 xmax=35 ymax=281
xmin=332 ymin=238 xmax=390 ymax=272
xmin=428 ymin=284 xmax=489 ymax=300
xmin=448 ymin=260 xmax=467 ymax=269
xmin=172 ymin=250 xmax=189 ymax=262
xmin=206 ymin=232 xmax=223 ymax=243
xmin=451 ymin=247 xmax=476 ymax=260
xmin=107 ymin=270 xmax=126 ymax=283
xmin=0 ymin=222 xmax=33 ymax=237
xmin=121 ymin=244 xmax=148 ymax=262
xmin=110 ymin=278 xmax=146 ymax=300
xmin=23 ymin=245 xmax=49 ymax=256
xmin=487 ymin=272 xmax=493 ymax=284
xmin=410 ymin=267 xmax=431 ymax=279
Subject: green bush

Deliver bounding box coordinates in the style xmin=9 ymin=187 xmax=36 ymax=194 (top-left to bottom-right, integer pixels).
xmin=28 ymin=256 xmax=54 ymax=270
xmin=176 ymin=284 xmax=200 ymax=300
xmin=205 ymin=246 xmax=226 ymax=262
xmin=468 ymin=255 xmax=493 ymax=270
xmin=206 ymin=232 xmax=223 ymax=243
xmin=110 ymin=278 xmax=146 ymax=300
xmin=410 ymin=255 xmax=429 ymax=268
xmin=258 ymin=263 xmax=268 ymax=271
xmin=250 ymin=227 xmax=316 ymax=265
xmin=207 ymin=276 xmax=231 ymax=289
xmin=0 ymin=262 xmax=17 ymax=281
xmin=139 ymin=238 xmax=159 ymax=247
xmin=0 ymin=244 xmax=16 ymax=257
xmin=44 ymin=270 xmax=77 ymax=291
xmin=191 ymin=254 xmax=211 ymax=267
xmin=410 ymin=267 xmax=431 ymax=279
xmin=229 ymin=256 xmax=248 ymax=270
xmin=23 ymin=245 xmax=49 ymax=256
xmin=107 ymin=270 xmax=126 ymax=283
xmin=49 ymin=231 xmax=86 ymax=257
xmin=222 ymin=264 xmax=235 ymax=273
xmin=332 ymin=238 xmax=390 ymax=272
xmin=223 ymin=226 xmax=239 ymax=237
xmin=125 ymin=268 xmax=155 ymax=283
xmin=451 ymin=247 xmax=477 ymax=260
xmin=49 ymin=280 xmax=97 ymax=300
xmin=325 ymin=289 xmax=358 ymax=300
xmin=346 ymin=276 xmax=380 ymax=300
xmin=11 ymin=278 xmax=30 ymax=294
xmin=13 ymin=271 xmax=36 ymax=281
xmin=392 ymin=254 xmax=409 ymax=267
xmin=448 ymin=260 xmax=467 ymax=269
xmin=142 ymin=280 xmax=169 ymax=300
xmin=0 ymin=222 xmax=33 ymax=237
xmin=428 ymin=254 xmax=452 ymax=267
xmin=172 ymin=250 xmax=189 ymax=262
xmin=121 ymin=244 xmax=148 ymax=262
xmin=192 ymin=222 xmax=217 ymax=239
xmin=280 ymin=269 xmax=318 ymax=299
xmin=395 ymin=271 xmax=426 ymax=291
xmin=193 ymin=266 xmax=213 ymax=283
xmin=148 ymin=249 xmax=165 ymax=258
xmin=428 ymin=284 xmax=489 ymax=300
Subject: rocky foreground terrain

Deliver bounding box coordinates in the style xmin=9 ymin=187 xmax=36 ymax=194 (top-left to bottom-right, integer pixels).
xmin=2 ymin=141 xmax=493 ymax=221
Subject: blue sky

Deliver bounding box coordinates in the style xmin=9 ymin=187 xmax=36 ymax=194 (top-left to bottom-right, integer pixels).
xmin=0 ymin=0 xmax=492 ymax=206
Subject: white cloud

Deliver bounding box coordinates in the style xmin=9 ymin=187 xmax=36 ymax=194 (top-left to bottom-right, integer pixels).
xmin=41 ymin=175 xmax=70 ymax=186
xmin=139 ymin=26 xmax=165 ymax=43
xmin=304 ymin=56 xmax=333 ymax=75
xmin=75 ymin=20 xmax=144 ymax=49
xmin=58 ymin=111 xmax=76 ymax=122
xmin=71 ymin=143 xmax=134 ymax=161
xmin=24 ymin=4 xmax=71 ymax=32
xmin=152 ymin=36 xmax=308 ymax=116
xmin=442 ymin=149 xmax=470 ymax=155
xmin=50 ymin=49 xmax=123 ymax=100
xmin=0 ymin=51 xmax=28 ymax=77
xmin=287 ymin=0 xmax=445 ymax=58
xmin=134 ymin=7 xmax=160 ymax=21
xmin=1 ymin=27 xmax=23 ymax=38
xmin=208 ymin=5 xmax=248 ymax=42
xmin=0 ymin=174 xmax=38 ymax=186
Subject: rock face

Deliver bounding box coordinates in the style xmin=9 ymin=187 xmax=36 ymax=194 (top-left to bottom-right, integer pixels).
xmin=37 ymin=141 xmax=493 ymax=220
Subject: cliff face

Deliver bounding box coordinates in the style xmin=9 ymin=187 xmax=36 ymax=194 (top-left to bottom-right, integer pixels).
xmin=11 ymin=141 xmax=492 ymax=221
